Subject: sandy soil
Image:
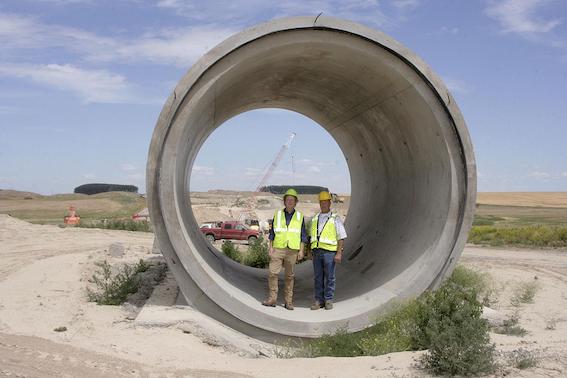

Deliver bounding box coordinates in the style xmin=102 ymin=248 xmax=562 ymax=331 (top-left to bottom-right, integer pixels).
xmin=1 ymin=214 xmax=567 ymax=377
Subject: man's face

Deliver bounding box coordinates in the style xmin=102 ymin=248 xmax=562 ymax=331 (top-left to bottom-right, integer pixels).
xmin=320 ymin=199 xmax=331 ymax=213
xmin=284 ymin=195 xmax=297 ymax=209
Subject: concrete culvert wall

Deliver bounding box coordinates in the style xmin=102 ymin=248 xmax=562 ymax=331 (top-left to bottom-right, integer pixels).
xmin=146 ymin=16 xmax=476 ymax=340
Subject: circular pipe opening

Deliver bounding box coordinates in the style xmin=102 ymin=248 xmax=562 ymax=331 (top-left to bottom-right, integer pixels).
xmin=147 ymin=16 xmax=476 ymax=339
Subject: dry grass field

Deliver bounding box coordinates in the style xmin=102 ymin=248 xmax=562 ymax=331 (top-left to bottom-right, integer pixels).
xmin=0 ymin=190 xmax=146 ymax=224
xmin=477 ymin=192 xmax=567 ymax=208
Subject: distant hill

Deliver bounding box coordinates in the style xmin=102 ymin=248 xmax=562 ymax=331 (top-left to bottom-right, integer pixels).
xmin=259 ymin=185 xmax=329 ymax=195
xmin=74 ymin=183 xmax=138 ymax=195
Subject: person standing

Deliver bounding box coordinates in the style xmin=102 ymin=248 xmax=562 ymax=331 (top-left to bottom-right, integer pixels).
xmin=262 ymin=188 xmax=307 ymax=310
xmin=310 ymin=191 xmax=347 ymax=310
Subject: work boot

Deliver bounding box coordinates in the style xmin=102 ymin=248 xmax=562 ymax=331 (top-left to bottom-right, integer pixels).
xmin=262 ymin=298 xmax=276 ymax=307
xmin=325 ymin=300 xmax=333 ymax=310
xmin=284 ymin=302 xmax=294 ymax=311
xmin=310 ymin=302 xmax=324 ymax=310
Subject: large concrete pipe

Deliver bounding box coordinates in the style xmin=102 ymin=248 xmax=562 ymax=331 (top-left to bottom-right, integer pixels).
xmin=147 ymin=16 xmax=476 ymax=340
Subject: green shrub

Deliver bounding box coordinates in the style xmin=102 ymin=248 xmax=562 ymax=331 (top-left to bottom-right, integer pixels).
xmin=473 ymin=215 xmax=505 ymax=226
xmin=221 ymin=241 xmax=242 ymax=263
xmin=79 ymin=219 xmax=152 ymax=232
xmin=493 ymin=313 xmax=528 ymax=336
xmin=87 ymin=259 xmax=149 ymax=305
xmin=243 ymin=237 xmax=270 ymax=268
xmin=468 ymin=225 xmax=567 ymax=248
xmin=417 ymin=282 xmax=496 ymax=376
xmin=284 ymin=266 xmax=496 ymax=376
xmin=357 ymin=300 xmax=422 ymax=356
xmin=447 ymin=264 xmax=496 ymax=306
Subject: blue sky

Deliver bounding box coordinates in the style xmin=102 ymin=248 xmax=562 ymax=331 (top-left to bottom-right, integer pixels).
xmin=0 ymin=0 xmax=566 ymax=194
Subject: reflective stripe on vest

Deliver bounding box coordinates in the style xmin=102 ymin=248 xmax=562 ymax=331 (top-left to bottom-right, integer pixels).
xmin=273 ymin=209 xmax=303 ymax=250
xmin=310 ymin=212 xmax=338 ymax=252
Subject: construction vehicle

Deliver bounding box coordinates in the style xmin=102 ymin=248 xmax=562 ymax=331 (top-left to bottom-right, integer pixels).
xmin=331 ymin=193 xmax=345 ymax=203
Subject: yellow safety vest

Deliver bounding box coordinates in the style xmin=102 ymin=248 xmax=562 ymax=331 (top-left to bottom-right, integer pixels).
xmin=310 ymin=212 xmax=338 ymax=252
xmin=272 ymin=209 xmax=303 ymax=250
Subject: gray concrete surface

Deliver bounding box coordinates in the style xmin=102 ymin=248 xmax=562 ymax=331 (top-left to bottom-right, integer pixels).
xmin=146 ymin=16 xmax=476 ymax=340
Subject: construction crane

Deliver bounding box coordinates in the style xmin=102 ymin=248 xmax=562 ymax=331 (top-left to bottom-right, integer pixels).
xmin=255 ymin=132 xmax=296 ymax=192
xmin=236 ymin=132 xmax=297 ymax=226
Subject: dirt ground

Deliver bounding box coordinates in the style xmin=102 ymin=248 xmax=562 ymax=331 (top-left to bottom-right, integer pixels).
xmin=1 ymin=214 xmax=567 ymax=377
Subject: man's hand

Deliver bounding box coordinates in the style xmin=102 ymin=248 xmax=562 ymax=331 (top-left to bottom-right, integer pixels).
xmin=269 ymin=246 xmax=275 ymax=256
xmin=334 ymin=252 xmax=342 ymax=263
xmin=298 ymin=249 xmax=304 ymax=261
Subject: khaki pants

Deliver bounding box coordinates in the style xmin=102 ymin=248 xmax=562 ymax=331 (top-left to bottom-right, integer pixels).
xmin=268 ymin=247 xmax=298 ymax=304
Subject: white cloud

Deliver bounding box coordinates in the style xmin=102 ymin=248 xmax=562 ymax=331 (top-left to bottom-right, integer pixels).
xmin=439 ymin=26 xmax=460 ymax=35
xmin=485 ymin=0 xmax=561 ymax=34
xmin=120 ymin=163 xmax=136 ymax=172
xmin=0 ymin=63 xmax=147 ymax=104
xmin=106 ymin=27 xmax=235 ymax=67
xmin=0 ymin=13 xmax=114 ymax=54
xmin=192 ymin=165 xmax=215 ymax=176
xmin=0 ymin=12 xmax=233 ymax=68
xmin=392 ymin=0 xmax=419 ymax=9
xmin=561 ymin=172 xmax=567 ymax=177
xmin=82 ymin=173 xmax=96 ymax=179
xmin=528 ymin=170 xmax=552 ymax=179
xmin=157 ymin=0 xmax=391 ymax=28
xmin=442 ymin=76 xmax=470 ymax=95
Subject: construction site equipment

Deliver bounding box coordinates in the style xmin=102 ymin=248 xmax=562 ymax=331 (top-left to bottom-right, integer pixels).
xmin=63 ymin=206 xmax=80 ymax=225
xmin=255 ymin=132 xmax=295 ymax=192
xmin=146 ymin=16 xmax=476 ymax=339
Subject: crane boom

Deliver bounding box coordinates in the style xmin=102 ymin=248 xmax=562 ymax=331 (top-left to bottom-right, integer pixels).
xmin=255 ymin=132 xmax=296 ymax=192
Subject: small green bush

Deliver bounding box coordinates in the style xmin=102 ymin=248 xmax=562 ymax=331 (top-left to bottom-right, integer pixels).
xmin=417 ymin=282 xmax=496 ymax=376
xmin=243 ymin=237 xmax=270 ymax=268
xmin=493 ymin=313 xmax=527 ymax=336
xmin=508 ymin=349 xmax=538 ymax=369
xmin=510 ymin=280 xmax=539 ymax=307
xmin=222 ymin=241 xmax=242 ymax=263
xmin=448 ymin=265 xmax=497 ymax=306
xmin=87 ymin=259 xmax=149 ymax=305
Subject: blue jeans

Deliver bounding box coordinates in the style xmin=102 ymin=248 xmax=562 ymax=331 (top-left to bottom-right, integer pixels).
xmin=312 ymin=248 xmax=336 ymax=303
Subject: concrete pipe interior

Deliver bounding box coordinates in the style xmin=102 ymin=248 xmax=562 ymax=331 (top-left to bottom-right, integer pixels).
xmin=147 ymin=16 xmax=476 ymax=340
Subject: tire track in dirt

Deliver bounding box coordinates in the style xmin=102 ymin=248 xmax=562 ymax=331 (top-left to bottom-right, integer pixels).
xmin=0 ymin=332 xmax=253 ymax=378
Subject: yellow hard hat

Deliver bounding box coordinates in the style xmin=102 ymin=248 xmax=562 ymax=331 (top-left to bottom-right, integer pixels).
xmin=283 ymin=188 xmax=298 ymax=200
xmin=319 ymin=191 xmax=332 ymax=201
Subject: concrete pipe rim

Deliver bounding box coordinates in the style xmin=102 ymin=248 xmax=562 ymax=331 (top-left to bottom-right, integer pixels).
xmin=147 ymin=16 xmax=476 ymax=338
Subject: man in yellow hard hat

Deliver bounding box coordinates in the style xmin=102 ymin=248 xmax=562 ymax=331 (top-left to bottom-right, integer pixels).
xmin=262 ymin=188 xmax=306 ymax=310
xmin=309 ymin=190 xmax=347 ymax=310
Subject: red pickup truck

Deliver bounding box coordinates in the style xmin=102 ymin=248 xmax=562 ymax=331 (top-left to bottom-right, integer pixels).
xmin=200 ymin=221 xmax=259 ymax=244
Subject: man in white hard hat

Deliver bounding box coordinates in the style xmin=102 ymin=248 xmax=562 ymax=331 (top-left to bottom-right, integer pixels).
xmin=262 ymin=188 xmax=307 ymax=310
xmin=310 ymin=190 xmax=347 ymax=310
